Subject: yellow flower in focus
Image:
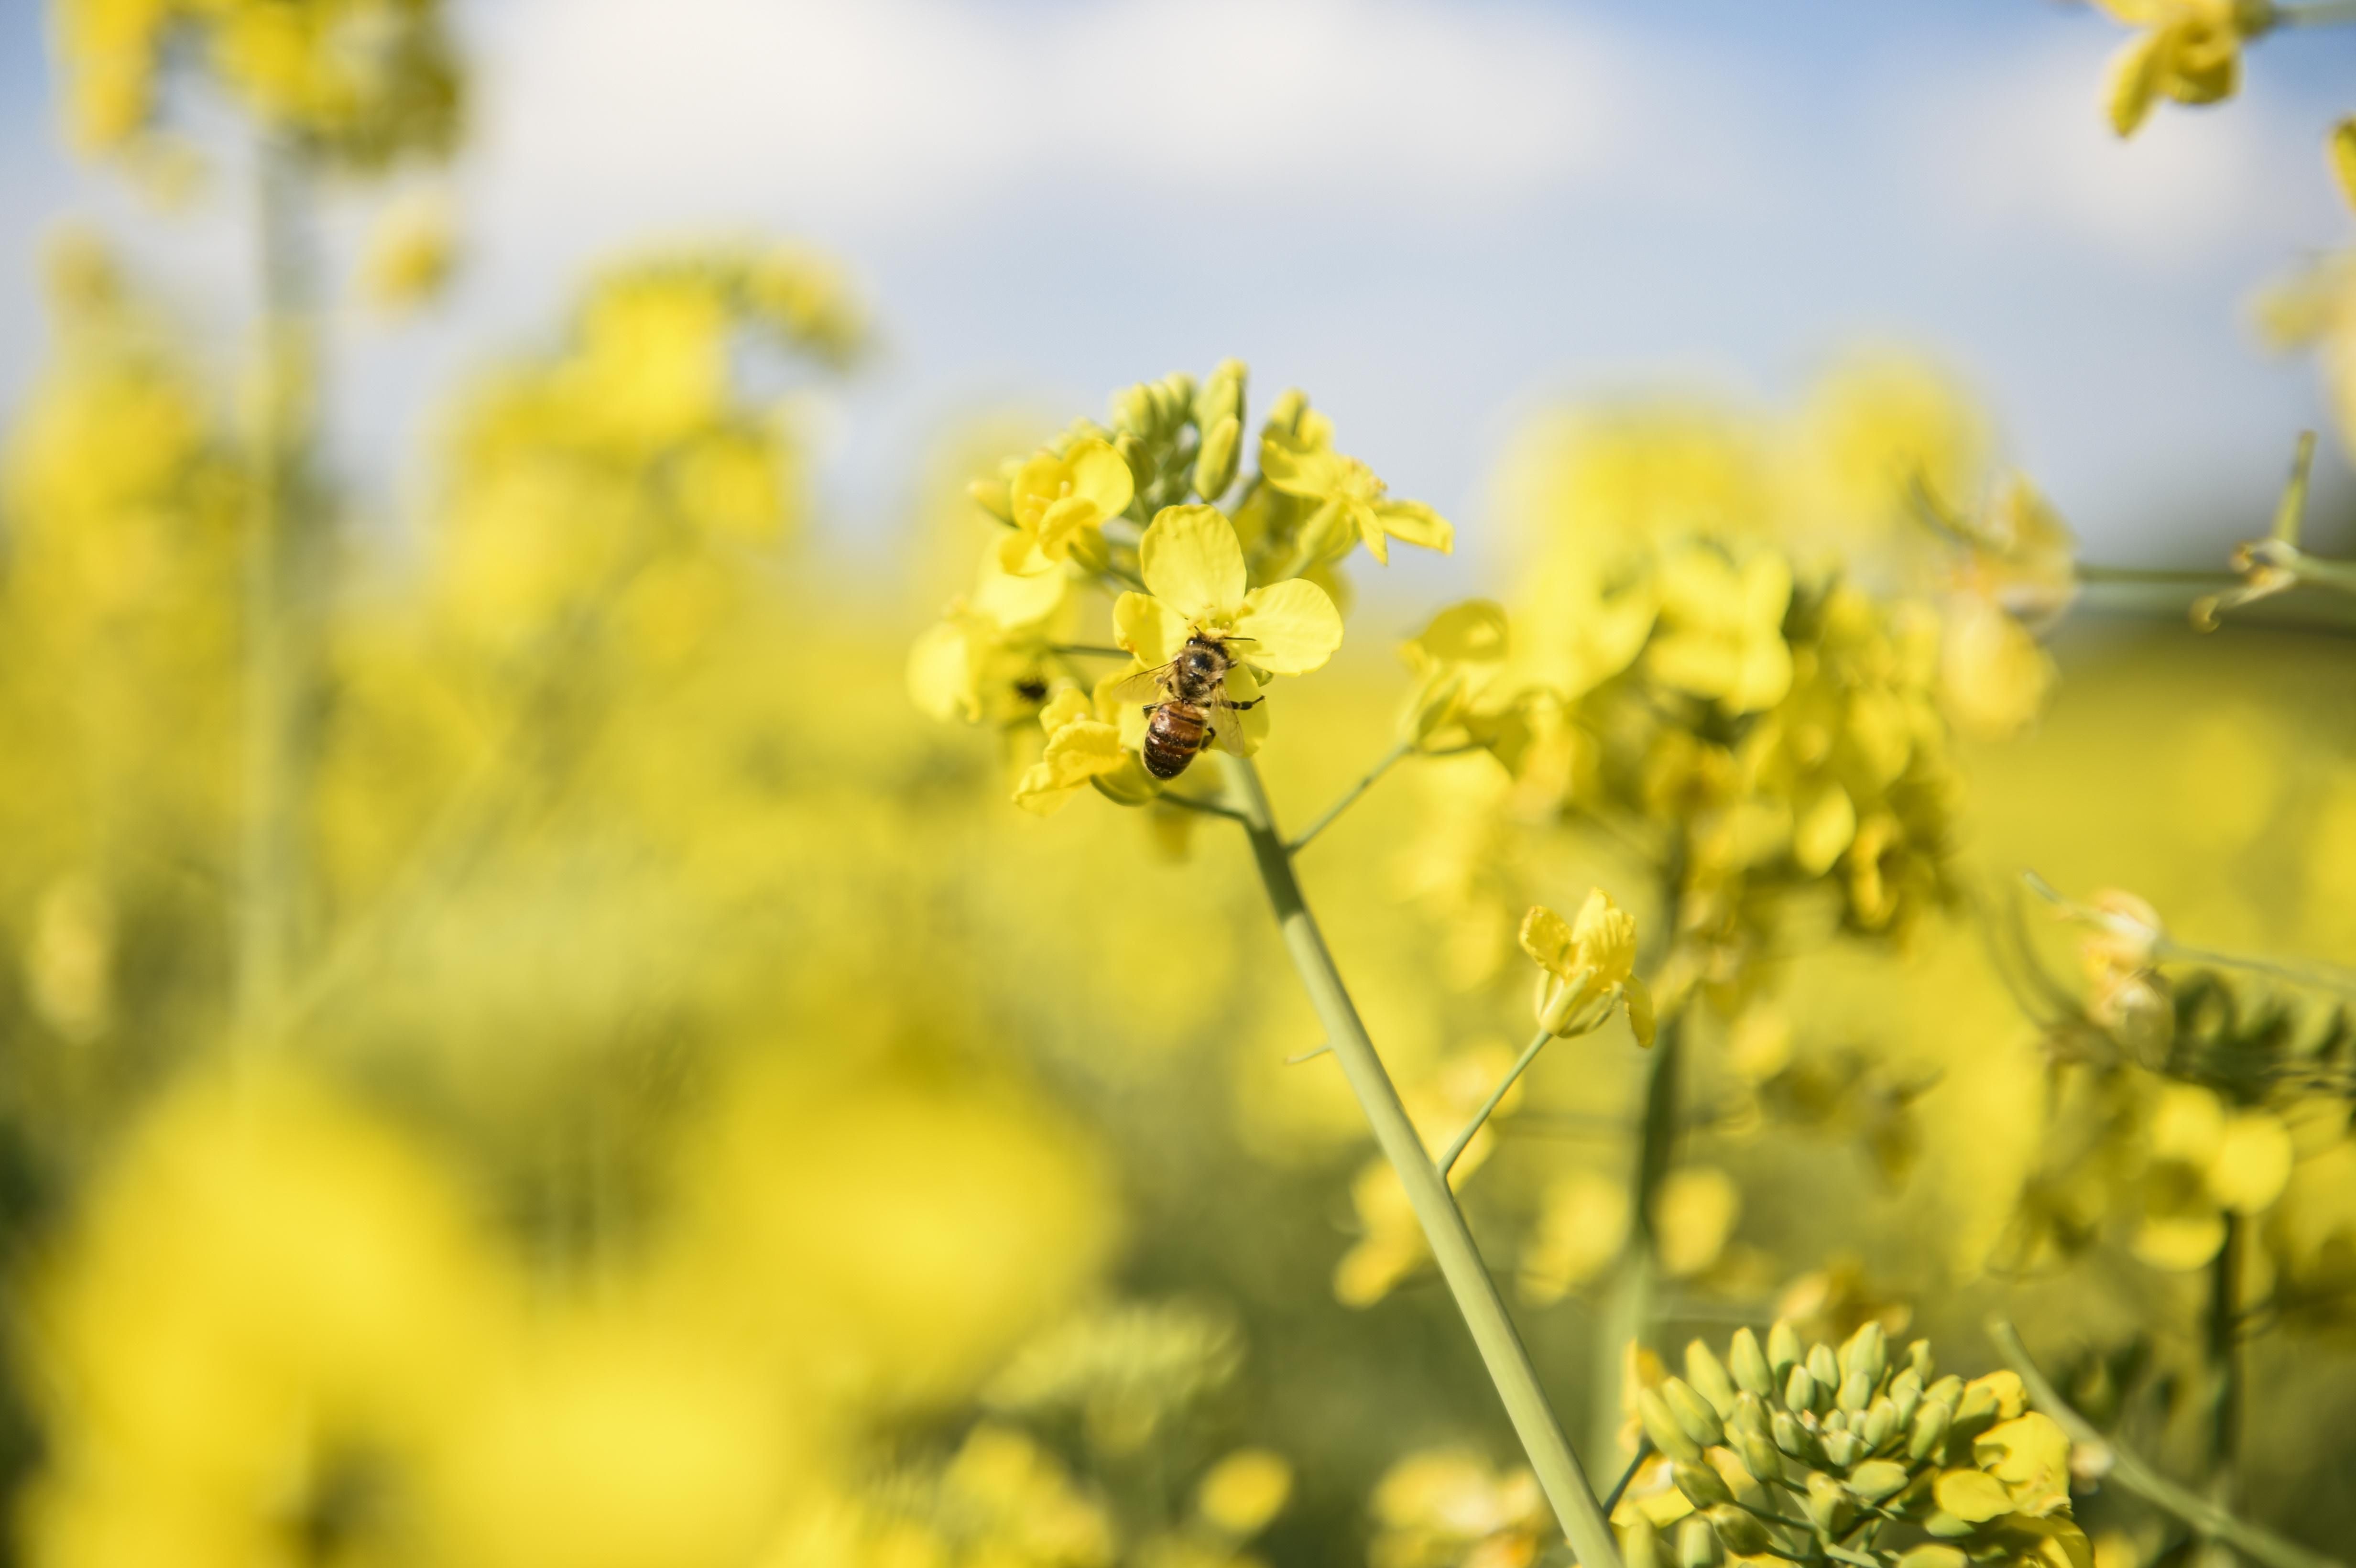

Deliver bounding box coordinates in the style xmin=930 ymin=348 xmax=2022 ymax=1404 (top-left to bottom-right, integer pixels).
xmin=1259 ymin=416 xmax=1452 ymax=566
xmin=1115 ymin=505 xmax=1343 ymax=682
xmin=1013 ymin=679 xmax=1161 ymax=816
xmin=2095 ymin=0 xmax=2276 ymax=137
xmin=1644 ymin=544 xmax=1793 ymax=714
xmin=1001 ymin=436 xmax=1135 ymax=573
xmin=1518 ymin=892 xmax=1656 ymax=1045
xmin=362 ymin=190 xmax=458 ymax=313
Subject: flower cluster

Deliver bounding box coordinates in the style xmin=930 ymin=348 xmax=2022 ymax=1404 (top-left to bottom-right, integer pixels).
xmin=911 ymin=364 xmax=1453 ymax=814
xmin=1615 ymin=1323 xmax=2089 ymax=1568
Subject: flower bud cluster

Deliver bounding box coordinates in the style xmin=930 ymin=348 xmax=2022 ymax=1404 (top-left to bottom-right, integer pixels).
xmin=1619 ymin=1323 xmax=2087 ymax=1568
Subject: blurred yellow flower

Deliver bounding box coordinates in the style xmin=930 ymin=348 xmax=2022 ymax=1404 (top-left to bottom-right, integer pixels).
xmin=1368 ymin=1451 xmax=1548 ymax=1568
xmin=361 ymin=190 xmax=458 ymax=313
xmin=2333 ymin=117 xmax=2356 ymax=212
xmin=1519 ymin=1168 xmax=1632 ymax=1302
xmin=1259 ymin=417 xmax=1452 ymax=566
xmin=908 ymin=551 xmax=1074 ymax=726
xmin=1644 ymin=544 xmax=1793 ymax=715
xmin=1518 ymin=892 xmax=1655 ymax=1045
xmin=1002 ymin=436 xmax=1135 ymax=573
xmin=1195 ymin=1449 xmax=1293 ymax=1539
xmin=2095 ymin=0 xmax=2276 ymax=137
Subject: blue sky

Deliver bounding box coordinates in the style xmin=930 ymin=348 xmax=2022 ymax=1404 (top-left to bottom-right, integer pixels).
xmin=3 ymin=0 xmax=2354 ymax=602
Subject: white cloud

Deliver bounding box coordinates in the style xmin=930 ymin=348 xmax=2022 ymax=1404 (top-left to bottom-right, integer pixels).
xmin=1895 ymin=39 xmax=2320 ymax=264
xmin=471 ymin=0 xmax=1633 ymax=237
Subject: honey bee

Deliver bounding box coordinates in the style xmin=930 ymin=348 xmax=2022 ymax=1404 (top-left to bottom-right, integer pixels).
xmin=1107 ymin=635 xmax=1263 ymax=779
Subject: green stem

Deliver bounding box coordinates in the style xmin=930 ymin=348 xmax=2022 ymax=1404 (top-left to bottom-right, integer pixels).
xmin=2277 ymin=0 xmax=2356 ymax=24
xmin=1439 ymin=1025 xmax=1556 ymax=1178
xmin=2205 ymin=1214 xmax=2244 ymax=1547
xmin=1048 ymin=643 xmax=1133 ymax=658
xmin=2073 ymin=564 xmax=2239 ymax=587
xmin=1988 ymin=1318 xmax=2342 ymax=1568
xmin=1289 ymin=739 xmax=1414 ymax=853
xmin=234 ymin=132 xmax=319 ymax=1052
xmin=1223 ymin=756 xmax=1622 ymax=1568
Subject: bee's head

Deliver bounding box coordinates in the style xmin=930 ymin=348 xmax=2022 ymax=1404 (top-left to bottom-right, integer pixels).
xmin=1179 ymin=641 xmax=1226 ymax=681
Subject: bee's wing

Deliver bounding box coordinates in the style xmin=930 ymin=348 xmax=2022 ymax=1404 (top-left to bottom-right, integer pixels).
xmin=1105 ymin=660 xmax=1178 ymax=704
xmin=1208 ymin=691 xmax=1261 ymax=756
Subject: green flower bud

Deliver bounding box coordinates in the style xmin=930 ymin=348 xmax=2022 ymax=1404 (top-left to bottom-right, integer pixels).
xmin=1193 ymin=415 xmax=1240 ymax=500
xmin=1159 ymin=372 xmax=1196 ymax=416
xmin=1839 ymin=1322 xmax=1887 ymax=1390
xmin=1195 ymin=359 xmax=1245 ymax=425
xmin=1804 ymin=1473 xmax=1856 ymax=1535
xmin=1727 ymin=1392 xmax=1768 ymax=1440
xmin=1823 ymin=1409 xmax=1848 ymax=1434
xmin=1624 ymin=1514 xmax=1663 ymax=1568
xmin=1705 ymin=1505 xmax=1769 ymax=1557
xmin=1736 ymin=1433 xmax=1784 ymax=1486
xmin=1907 ymin=1340 xmax=1935 ymax=1383
xmin=1729 ymin=1327 xmax=1774 ymax=1399
xmin=1676 ymin=1514 xmax=1723 ymax=1568
xmin=1806 ymin=1342 xmax=1840 ymax=1392
xmin=1849 ymin=1459 xmax=1910 ymax=1503
xmin=1822 ymin=1429 xmax=1863 ymax=1470
xmin=1907 ymin=1400 xmax=1952 ymax=1461
xmin=1685 ymin=1339 xmax=1739 ymax=1418
xmin=1922 ymin=1510 xmax=1974 ymax=1540
xmin=1837 ymin=1368 xmax=1875 ymax=1415
xmin=1861 ymin=1395 xmax=1899 ymax=1450
xmin=1767 ymin=1320 xmax=1802 ymax=1383
xmin=1784 ymin=1365 xmax=1818 ymax=1415
xmin=1771 ymin=1410 xmax=1818 ymax=1462
xmin=1112 ymin=384 xmax=1156 ymax=436
xmin=1663 ymin=1378 xmax=1726 ymax=1449
xmin=1889 ymin=1368 xmax=1924 ymax=1430
xmin=1923 ymin=1375 xmax=1962 ymax=1410
xmin=1264 ymin=387 xmax=1308 ymax=438
xmin=1897 ymin=1549 xmax=1966 ymax=1568
xmin=1639 ymin=1387 xmax=1703 ymax=1462
xmin=1674 ymin=1461 xmax=1734 ymax=1510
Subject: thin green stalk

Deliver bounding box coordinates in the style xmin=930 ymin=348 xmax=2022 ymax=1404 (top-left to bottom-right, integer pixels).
xmin=2278 ymin=0 xmax=2356 ymax=24
xmin=1223 ymin=756 xmax=1622 ymax=1568
xmin=1988 ymin=1317 xmax=2343 ymax=1568
xmin=1439 ymin=1025 xmax=1555 ymax=1178
xmin=2073 ymin=564 xmax=2239 ymax=587
xmin=1289 ymin=739 xmax=1414 ymax=853
xmin=2204 ymin=1214 xmax=2244 ymax=1549
xmin=234 ymin=132 xmax=319 ymax=1052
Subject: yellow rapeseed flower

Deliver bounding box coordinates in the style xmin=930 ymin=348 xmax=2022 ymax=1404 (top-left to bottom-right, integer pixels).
xmin=1001 ymin=436 xmax=1135 ymax=573
xmin=1259 ymin=417 xmax=1452 ymax=566
xmin=2094 ymin=0 xmax=2277 ymax=137
xmin=1113 ymin=505 xmax=1343 ymax=677
xmin=1013 ymin=679 xmax=1159 ymax=815
xmin=907 ymin=550 xmax=1073 ymax=725
xmin=2332 ymin=117 xmax=2356 ymax=213
xmin=1645 ymin=544 xmax=1793 ymax=714
xmin=1518 ymin=891 xmax=1656 ymax=1045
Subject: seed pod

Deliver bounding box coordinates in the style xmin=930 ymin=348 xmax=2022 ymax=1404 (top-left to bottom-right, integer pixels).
xmin=1624 ymin=1514 xmax=1663 ymax=1568
xmin=1849 ymin=1459 xmax=1910 ymax=1503
xmin=1837 ymin=1368 xmax=1875 ymax=1414
xmin=1737 ymin=1432 xmax=1784 ymax=1485
xmin=1704 ymin=1505 xmax=1768 ymax=1557
xmin=1192 ymin=414 xmax=1241 ymax=500
xmin=1839 ymin=1321 xmax=1887 ymax=1390
xmin=1889 ymin=1368 xmax=1924 ymax=1429
xmin=1907 ymin=1340 xmax=1935 ymax=1383
xmin=1861 ymin=1395 xmax=1899 ymax=1450
xmin=1783 ymin=1365 xmax=1818 ymax=1416
xmin=1685 ymin=1339 xmax=1739 ymax=1418
xmin=1674 ymin=1461 xmax=1734 ymax=1510
xmin=1907 ymin=1399 xmax=1952 ymax=1461
xmin=1677 ymin=1514 xmax=1723 ymax=1568
xmin=1767 ymin=1320 xmax=1802 ymax=1384
xmin=1807 ymin=1343 xmax=1840 ymax=1392
xmin=1729 ymin=1327 xmax=1774 ymax=1399
xmin=1805 ymin=1472 xmax=1856 ymax=1535
xmin=1639 ymin=1387 xmax=1704 ymax=1463
xmin=1663 ymin=1378 xmax=1727 ymax=1449
xmin=1822 ymin=1429 xmax=1863 ymax=1470
xmin=1728 ymin=1392 xmax=1768 ymax=1439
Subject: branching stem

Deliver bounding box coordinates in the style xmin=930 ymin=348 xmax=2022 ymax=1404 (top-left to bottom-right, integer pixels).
xmin=1438 ymin=1025 xmax=1556 ymax=1178
xmin=1289 ymin=739 xmax=1415 ymax=853
xmin=1987 ymin=1317 xmax=2344 ymax=1568
xmin=1222 ymin=756 xmax=1622 ymax=1568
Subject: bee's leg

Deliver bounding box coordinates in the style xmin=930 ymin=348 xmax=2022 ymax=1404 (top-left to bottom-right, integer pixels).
xmin=1142 ymin=705 xmax=1157 ymax=715
xmin=1233 ymin=697 xmax=1264 ymax=709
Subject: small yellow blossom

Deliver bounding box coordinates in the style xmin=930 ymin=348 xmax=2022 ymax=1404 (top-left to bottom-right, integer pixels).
xmin=2094 ymin=0 xmax=2276 ymax=137
xmin=1517 ymin=892 xmax=1656 ymax=1045
xmin=907 ymin=551 xmax=1072 ymax=725
xmin=1259 ymin=415 xmax=1452 ymax=566
xmin=1195 ymin=1449 xmax=1292 ymax=1539
xmin=1001 ymin=436 xmax=1135 ymax=573
xmin=1398 ymin=599 xmax=1511 ymax=747
xmin=1644 ymin=545 xmax=1793 ymax=714
xmin=1114 ymin=505 xmax=1343 ymax=678
xmin=1013 ymin=680 xmax=1159 ymax=815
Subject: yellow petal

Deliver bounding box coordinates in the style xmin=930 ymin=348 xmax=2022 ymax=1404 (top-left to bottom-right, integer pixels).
xmin=1402 ymin=600 xmax=1508 ymax=675
xmin=1374 ymin=499 xmax=1454 ymax=555
xmin=1231 ymin=577 xmax=1344 ymax=675
xmin=1623 ymin=978 xmax=1657 ymax=1048
xmin=1354 ymin=500 xmax=1389 ymax=565
xmin=1114 ymin=591 xmax=1187 ymax=668
xmin=2208 ymin=1111 xmax=2293 ymax=1213
xmin=1259 ymin=438 xmax=1340 ymax=499
xmin=2133 ymin=1209 xmax=2226 ymax=1271
xmin=1066 ymin=436 xmax=1135 ymax=518
xmin=1139 ymin=504 xmax=1247 ymax=621
xmin=1794 ymin=780 xmax=1856 ymax=875
xmin=1038 ymin=686 xmax=1092 ymax=735
xmin=971 ymin=552 xmax=1068 ymax=628
xmin=1012 ymin=717 xmax=1125 ymax=814
xmin=907 ymin=620 xmax=979 ymax=721
xmin=1974 ymin=1414 xmax=2073 ymax=1518
xmin=1932 ymin=1469 xmax=2013 ymax=1524
xmin=2106 ymin=31 xmax=2170 ymax=136
xmin=1729 ymin=634 xmax=1794 ymax=713
xmin=2331 ymin=118 xmax=2356 ymax=215
xmin=1518 ymin=905 xmax=1575 ymax=977
xmin=1569 ymin=889 xmax=1637 ymax=984
xmin=1655 ymin=1166 xmax=1739 ymax=1279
